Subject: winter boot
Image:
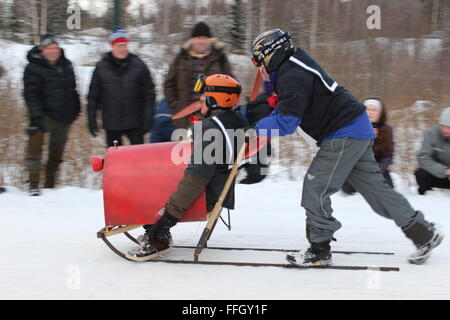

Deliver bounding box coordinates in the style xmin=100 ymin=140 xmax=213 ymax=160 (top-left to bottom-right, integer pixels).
xmin=240 ymin=163 xmax=269 ymax=184
xmin=0 ymin=187 xmax=5 ymax=194
xmin=44 ymin=174 xmax=56 ymax=189
xmin=131 ymin=230 xmax=173 ymax=261
xmin=129 ymin=211 xmax=178 ymax=261
xmin=29 ymin=181 xmax=40 ymax=196
xmin=403 ymin=221 xmax=444 ymax=265
xmin=417 ymin=186 xmax=431 ymax=196
xmin=286 ymin=240 xmax=332 ymax=266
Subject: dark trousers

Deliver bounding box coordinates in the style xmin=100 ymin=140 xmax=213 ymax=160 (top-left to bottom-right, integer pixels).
xmin=415 ymin=168 xmax=450 ymax=194
xmin=106 ymin=129 xmax=144 ymax=147
xmin=25 ymin=115 xmax=69 ymax=187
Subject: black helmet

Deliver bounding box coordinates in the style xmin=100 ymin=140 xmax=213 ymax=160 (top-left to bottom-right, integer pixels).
xmin=251 ymin=29 xmax=294 ymax=72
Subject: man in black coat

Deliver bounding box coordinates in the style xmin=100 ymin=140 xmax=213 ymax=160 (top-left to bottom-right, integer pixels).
xmin=23 ymin=34 xmax=80 ymax=195
xmin=87 ymin=27 xmax=156 ymax=147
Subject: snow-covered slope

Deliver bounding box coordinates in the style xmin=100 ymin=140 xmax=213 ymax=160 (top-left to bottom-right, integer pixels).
xmin=0 ymin=177 xmax=449 ymax=299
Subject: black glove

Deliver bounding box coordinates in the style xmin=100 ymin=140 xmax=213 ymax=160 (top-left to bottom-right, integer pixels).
xmin=88 ymin=122 xmax=98 ymax=137
xmin=26 ymin=117 xmax=44 ymax=135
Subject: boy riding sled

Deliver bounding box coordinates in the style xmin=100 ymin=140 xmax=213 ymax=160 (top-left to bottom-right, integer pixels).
xmin=130 ymin=74 xmax=248 ymax=260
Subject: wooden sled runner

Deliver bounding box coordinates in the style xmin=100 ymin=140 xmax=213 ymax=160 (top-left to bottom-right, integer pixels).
xmin=95 ymin=139 xmax=399 ymax=271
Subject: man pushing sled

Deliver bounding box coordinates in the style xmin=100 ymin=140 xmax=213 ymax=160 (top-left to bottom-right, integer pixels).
xmin=249 ymin=29 xmax=443 ymax=266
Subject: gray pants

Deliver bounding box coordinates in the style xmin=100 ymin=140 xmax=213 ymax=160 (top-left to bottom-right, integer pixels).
xmin=302 ymin=138 xmax=429 ymax=244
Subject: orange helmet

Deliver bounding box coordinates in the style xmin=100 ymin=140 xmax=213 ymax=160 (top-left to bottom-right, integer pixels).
xmin=194 ymin=74 xmax=241 ymax=110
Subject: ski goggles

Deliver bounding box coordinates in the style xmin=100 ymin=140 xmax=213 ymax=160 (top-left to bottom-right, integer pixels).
xmin=193 ymin=74 xmax=241 ymax=95
xmin=251 ymin=56 xmax=263 ymax=68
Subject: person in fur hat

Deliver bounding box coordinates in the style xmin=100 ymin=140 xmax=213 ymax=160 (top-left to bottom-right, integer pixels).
xmin=164 ymin=22 xmax=234 ymax=130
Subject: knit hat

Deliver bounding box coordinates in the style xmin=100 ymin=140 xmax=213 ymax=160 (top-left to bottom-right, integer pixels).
xmin=110 ymin=26 xmax=129 ymax=45
xmin=191 ymin=22 xmax=212 ymax=38
xmin=439 ymin=108 xmax=450 ymax=127
xmin=39 ymin=34 xmax=58 ymax=50
xmin=363 ymin=98 xmax=383 ymax=111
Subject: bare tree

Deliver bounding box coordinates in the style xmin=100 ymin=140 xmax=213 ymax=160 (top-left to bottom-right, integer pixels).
xmin=30 ymin=0 xmax=40 ymax=44
xmin=40 ymin=0 xmax=47 ymax=35
xmin=162 ymin=0 xmax=170 ymax=36
xmin=310 ymin=0 xmax=319 ymax=52
xmin=246 ymin=0 xmax=252 ymax=49
xmin=431 ymin=0 xmax=440 ymax=30
xmin=258 ymin=0 xmax=266 ymax=33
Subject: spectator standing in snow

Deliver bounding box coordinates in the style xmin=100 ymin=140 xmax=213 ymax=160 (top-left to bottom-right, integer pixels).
xmin=87 ymin=27 xmax=156 ymax=147
xmin=415 ymin=108 xmax=450 ymax=195
xmin=342 ymin=98 xmax=394 ymax=195
xmin=164 ymin=22 xmax=234 ymax=131
xmin=23 ymin=34 xmax=80 ymax=196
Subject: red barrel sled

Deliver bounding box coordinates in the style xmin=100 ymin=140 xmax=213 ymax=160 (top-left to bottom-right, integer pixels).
xmin=95 ymin=141 xmax=207 ymax=227
xmin=95 ymin=138 xmax=269 ymax=262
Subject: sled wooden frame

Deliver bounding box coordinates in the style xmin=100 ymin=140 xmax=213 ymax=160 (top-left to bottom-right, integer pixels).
xmin=97 ymin=141 xmax=250 ymax=263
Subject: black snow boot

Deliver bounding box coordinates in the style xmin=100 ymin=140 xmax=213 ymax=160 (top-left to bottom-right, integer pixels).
xmin=130 ymin=212 xmax=178 ymax=261
xmin=403 ymin=221 xmax=444 ymax=265
xmin=240 ymin=163 xmax=269 ymax=185
xmin=29 ymin=181 xmax=40 ymax=196
xmin=0 ymin=187 xmax=6 ymax=194
xmin=286 ymin=240 xmax=332 ymax=267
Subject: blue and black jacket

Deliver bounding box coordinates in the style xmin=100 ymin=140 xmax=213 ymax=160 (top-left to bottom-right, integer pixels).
xmin=255 ymin=48 xmax=374 ymax=144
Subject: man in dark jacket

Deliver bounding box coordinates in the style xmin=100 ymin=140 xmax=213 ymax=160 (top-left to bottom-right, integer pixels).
xmin=415 ymin=108 xmax=450 ymax=195
xmin=87 ymin=27 xmax=156 ymax=147
xmin=23 ymin=34 xmax=80 ymax=195
xmin=250 ymin=29 xmax=443 ymax=266
xmin=164 ymin=22 xmax=234 ymax=130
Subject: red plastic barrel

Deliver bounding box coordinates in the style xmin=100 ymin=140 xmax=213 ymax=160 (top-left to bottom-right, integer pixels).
xmin=96 ymin=142 xmax=207 ymax=227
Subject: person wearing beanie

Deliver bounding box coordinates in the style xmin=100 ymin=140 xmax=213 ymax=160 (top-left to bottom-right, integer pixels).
xmin=23 ymin=34 xmax=81 ymax=195
xmin=87 ymin=27 xmax=156 ymax=147
xmin=164 ymin=22 xmax=234 ymax=130
xmin=415 ymin=107 xmax=450 ymax=195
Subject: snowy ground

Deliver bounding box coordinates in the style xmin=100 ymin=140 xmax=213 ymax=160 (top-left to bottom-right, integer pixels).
xmin=0 ymin=176 xmax=449 ymax=300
